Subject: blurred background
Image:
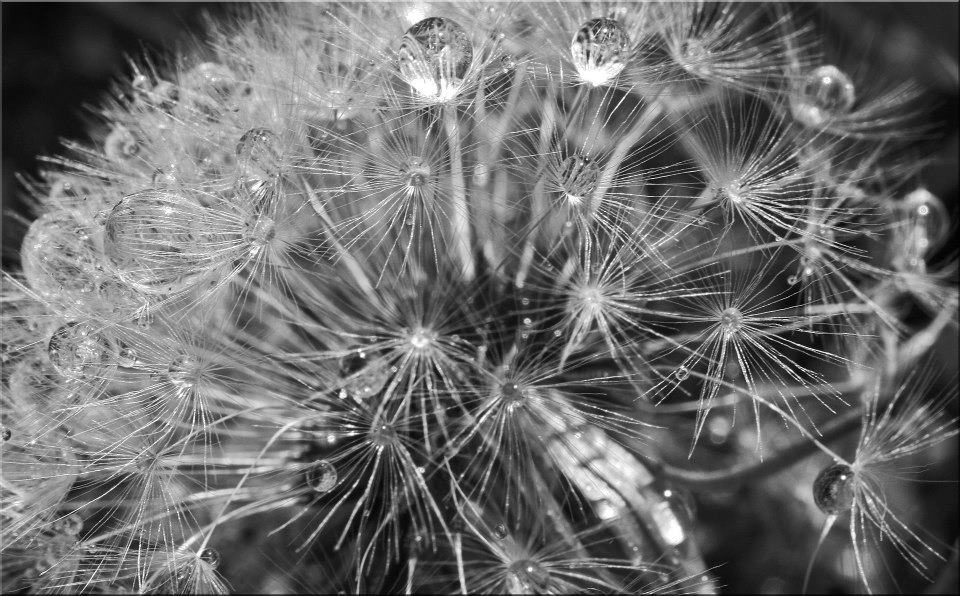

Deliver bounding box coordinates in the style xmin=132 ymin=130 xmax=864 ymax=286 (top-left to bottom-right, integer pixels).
xmin=1 ymin=3 xmax=957 ymax=594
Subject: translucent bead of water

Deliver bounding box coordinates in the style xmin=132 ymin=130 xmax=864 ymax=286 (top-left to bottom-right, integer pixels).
xmin=236 ymin=128 xmax=282 ymax=187
xmin=21 ymin=211 xmax=101 ymax=302
xmin=306 ymin=459 xmax=338 ymax=493
xmin=557 ymin=154 xmax=600 ymax=205
xmin=198 ymin=547 xmax=220 ymax=569
xmin=506 ymin=559 xmax=550 ymax=594
xmin=398 ymin=17 xmax=473 ymax=101
xmin=103 ymin=189 xmax=210 ymax=295
xmin=791 ymin=65 xmax=855 ymax=128
xmin=570 ymin=18 xmax=630 ymax=86
xmin=47 ymin=322 xmax=117 ymax=381
xmin=812 ymin=463 xmax=856 ymax=515
xmin=103 ymin=126 xmax=140 ymax=161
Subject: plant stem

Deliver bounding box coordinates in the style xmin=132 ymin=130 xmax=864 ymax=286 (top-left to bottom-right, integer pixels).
xmin=643 ymin=407 xmax=862 ymax=491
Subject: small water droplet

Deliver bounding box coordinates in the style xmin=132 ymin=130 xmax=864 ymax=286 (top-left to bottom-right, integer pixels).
xmin=674 ymin=366 xmax=689 ymax=380
xmin=786 ymin=274 xmax=799 ymax=286
xmin=506 ymin=559 xmax=550 ymax=594
xmin=199 ymin=547 xmax=220 ymax=569
xmin=307 ymin=459 xmax=338 ymax=493
xmin=1 ymin=426 xmax=11 ymax=441
xmin=118 ymin=347 xmax=138 ymax=367
xmin=494 ymin=523 xmax=508 ymax=540
xmin=47 ymin=322 xmax=117 ymax=380
xmin=104 ymin=126 xmax=139 ymax=161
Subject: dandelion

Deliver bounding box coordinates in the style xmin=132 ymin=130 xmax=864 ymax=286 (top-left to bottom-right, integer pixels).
xmin=1 ymin=2 xmax=956 ymax=594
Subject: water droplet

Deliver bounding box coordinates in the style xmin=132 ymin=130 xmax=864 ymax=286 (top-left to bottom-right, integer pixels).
xmin=400 ymin=158 xmax=431 ymax=188
xmin=786 ymin=274 xmax=799 ymax=286
xmin=522 ymin=317 xmax=533 ymax=327
xmin=719 ymin=307 xmax=742 ymax=338
xmin=118 ymin=347 xmax=138 ymax=368
xmin=553 ymin=329 xmax=563 ymax=337
xmin=167 ymin=354 xmax=199 ymax=390
xmin=199 ymin=547 xmax=220 ymax=569
xmin=791 ymin=65 xmax=855 ymax=128
xmin=21 ymin=211 xmax=102 ymax=302
xmin=506 ymin=559 xmax=550 ymax=594
xmin=520 ymin=296 xmax=531 ymax=306
xmin=245 ymin=215 xmax=276 ymax=254
xmin=236 ymin=127 xmax=282 ymax=186
xmin=307 ymin=459 xmax=338 ymax=493
xmin=1 ymin=426 xmax=11 ymax=441
xmin=398 ymin=17 xmax=473 ymax=101
xmin=103 ymin=189 xmax=215 ymax=295
xmin=674 ymin=366 xmax=689 ymax=380
xmin=557 ymin=154 xmax=599 ymax=204
xmin=60 ymin=514 xmax=83 ymax=536
xmin=570 ymin=17 xmax=630 ymax=86
xmin=339 ymin=351 xmax=391 ymax=400
xmin=500 ymin=381 xmax=525 ymax=405
xmin=494 ymin=523 xmax=508 ymax=540
xmin=898 ymin=188 xmax=949 ymax=252
xmin=104 ymin=126 xmax=139 ymax=161
xmin=812 ymin=463 xmax=855 ymax=515
xmin=47 ymin=322 xmax=117 ymax=381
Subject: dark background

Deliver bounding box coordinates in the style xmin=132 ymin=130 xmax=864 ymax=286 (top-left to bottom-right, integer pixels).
xmin=1 ymin=3 xmax=957 ymax=594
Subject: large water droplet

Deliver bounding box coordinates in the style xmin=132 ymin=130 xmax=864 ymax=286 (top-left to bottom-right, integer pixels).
xmin=47 ymin=322 xmax=117 ymax=381
xmin=812 ymin=463 xmax=855 ymax=515
xmin=398 ymin=17 xmax=473 ymax=101
xmin=506 ymin=559 xmax=550 ymax=594
xmin=791 ymin=65 xmax=855 ymax=128
xmin=103 ymin=189 xmax=217 ymax=295
xmin=236 ymin=127 xmax=282 ymax=187
xmin=557 ymin=155 xmax=600 ymax=205
xmin=570 ymin=18 xmax=630 ymax=86
xmin=306 ymin=459 xmax=338 ymax=493
xmin=1 ymin=426 xmax=11 ymax=441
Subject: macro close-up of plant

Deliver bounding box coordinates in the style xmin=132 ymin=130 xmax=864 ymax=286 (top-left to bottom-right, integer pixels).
xmin=1 ymin=2 xmax=958 ymax=594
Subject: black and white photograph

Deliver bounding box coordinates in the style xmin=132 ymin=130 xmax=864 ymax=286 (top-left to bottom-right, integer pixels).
xmin=1 ymin=2 xmax=958 ymax=594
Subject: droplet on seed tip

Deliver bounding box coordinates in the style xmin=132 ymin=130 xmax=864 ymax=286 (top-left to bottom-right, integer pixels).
xmin=47 ymin=322 xmax=116 ymax=381
xmin=812 ymin=463 xmax=856 ymax=515
xmin=791 ymin=65 xmax=855 ymax=128
xmin=570 ymin=18 xmax=630 ymax=86
xmin=307 ymin=459 xmax=338 ymax=493
xmin=398 ymin=17 xmax=473 ymax=101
